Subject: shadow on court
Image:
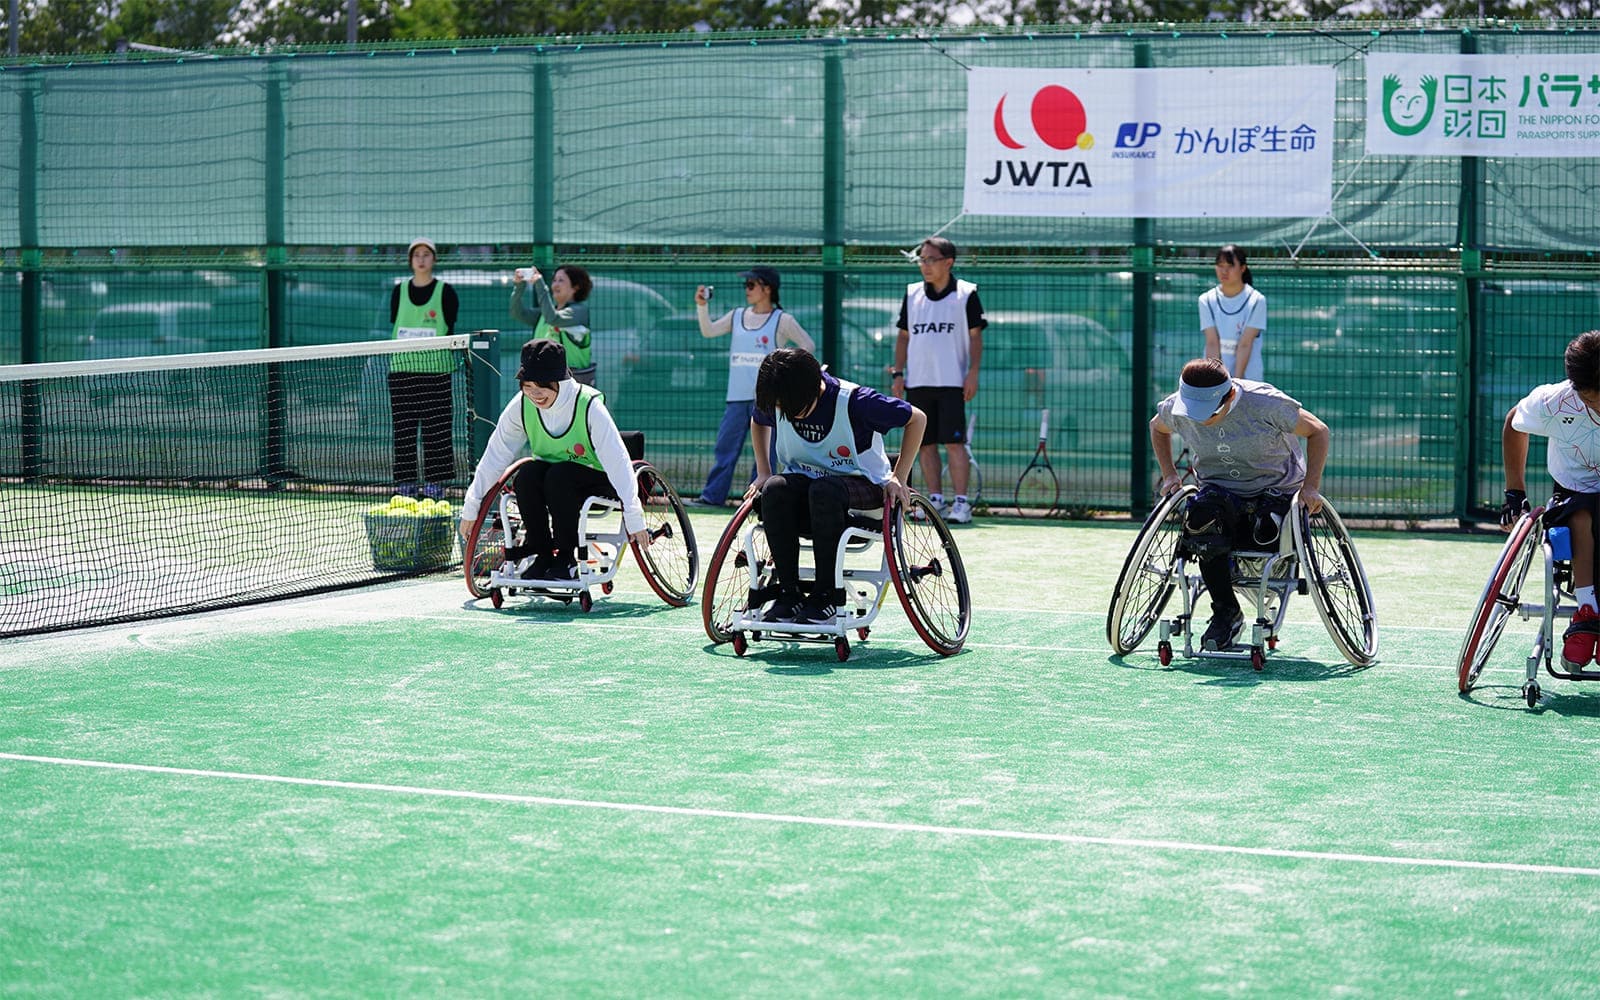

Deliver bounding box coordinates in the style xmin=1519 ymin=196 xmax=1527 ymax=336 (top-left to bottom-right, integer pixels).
xmin=1460 ymin=684 xmax=1600 ymax=716
xmin=1108 ymin=653 xmax=1372 ymax=684
xmin=693 ymin=642 xmax=933 ymax=675
xmin=456 ymin=596 xmax=687 ymax=621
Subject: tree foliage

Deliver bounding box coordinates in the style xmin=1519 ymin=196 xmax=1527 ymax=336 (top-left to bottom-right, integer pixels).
xmin=1 ymin=0 xmax=1595 ymax=56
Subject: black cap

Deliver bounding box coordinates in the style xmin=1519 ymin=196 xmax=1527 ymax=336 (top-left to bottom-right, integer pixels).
xmin=739 ymin=266 xmax=781 ymax=291
xmin=516 ymin=339 xmax=570 ymax=383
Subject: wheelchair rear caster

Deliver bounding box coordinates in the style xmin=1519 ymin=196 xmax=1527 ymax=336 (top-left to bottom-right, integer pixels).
xmin=857 ymin=627 xmax=870 ymax=641
xmin=1158 ymin=641 xmax=1173 ymax=666
xmin=1250 ymin=647 xmax=1265 ymax=671
xmin=835 ymin=637 xmax=851 ymax=662
xmin=1524 ymin=681 xmax=1541 ymax=708
xmin=490 ymin=588 xmax=503 ymax=609
xmin=732 ymin=632 xmax=748 ymax=657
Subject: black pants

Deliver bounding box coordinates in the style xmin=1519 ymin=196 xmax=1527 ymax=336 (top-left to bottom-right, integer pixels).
xmin=388 ymin=372 xmax=455 ymax=485
xmin=758 ymin=474 xmax=885 ymax=602
xmin=1181 ymin=484 xmax=1292 ymax=617
xmin=511 ymin=460 xmax=618 ymax=564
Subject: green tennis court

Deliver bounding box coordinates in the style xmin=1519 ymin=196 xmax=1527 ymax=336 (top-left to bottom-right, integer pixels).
xmin=3 ymin=512 xmax=1597 ymax=995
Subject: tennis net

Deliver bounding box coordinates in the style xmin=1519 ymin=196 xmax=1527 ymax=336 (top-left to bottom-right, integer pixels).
xmin=0 ymin=335 xmax=487 ymax=638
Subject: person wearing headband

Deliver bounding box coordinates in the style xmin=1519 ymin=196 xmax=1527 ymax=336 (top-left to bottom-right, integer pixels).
xmin=1150 ymin=357 xmax=1330 ymax=652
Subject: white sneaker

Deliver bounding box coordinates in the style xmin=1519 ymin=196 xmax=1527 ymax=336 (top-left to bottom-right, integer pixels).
xmin=947 ymin=497 xmax=973 ymax=524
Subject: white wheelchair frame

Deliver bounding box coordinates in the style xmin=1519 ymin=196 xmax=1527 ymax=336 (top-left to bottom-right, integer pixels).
xmin=464 ymin=456 xmax=697 ymax=613
xmin=1108 ymin=484 xmax=1379 ymax=671
xmin=702 ymin=492 xmax=971 ymax=661
xmin=1458 ymin=507 xmax=1600 ymax=708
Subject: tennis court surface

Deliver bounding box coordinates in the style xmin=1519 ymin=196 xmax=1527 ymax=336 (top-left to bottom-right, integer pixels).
xmin=4 ymin=514 xmax=1598 ymax=995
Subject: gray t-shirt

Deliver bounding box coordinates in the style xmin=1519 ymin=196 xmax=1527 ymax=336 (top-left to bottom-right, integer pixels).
xmin=1158 ymin=378 xmax=1305 ymax=495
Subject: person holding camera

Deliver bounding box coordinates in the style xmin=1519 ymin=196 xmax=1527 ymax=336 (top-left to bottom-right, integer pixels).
xmin=511 ymin=264 xmax=596 ymax=386
xmin=691 ymin=266 xmax=815 ymax=508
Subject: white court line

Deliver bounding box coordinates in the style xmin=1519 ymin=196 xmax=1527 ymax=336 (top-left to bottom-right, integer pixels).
xmin=3 ymin=751 xmax=1595 ymax=879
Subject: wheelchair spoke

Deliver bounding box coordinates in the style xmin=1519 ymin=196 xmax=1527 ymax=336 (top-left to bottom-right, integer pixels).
xmin=890 ymin=497 xmax=971 ymax=654
xmin=1107 ymin=487 xmax=1193 ymax=656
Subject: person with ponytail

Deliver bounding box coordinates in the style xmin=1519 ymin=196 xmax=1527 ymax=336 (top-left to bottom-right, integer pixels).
xmin=1199 ymin=244 xmax=1266 ymax=381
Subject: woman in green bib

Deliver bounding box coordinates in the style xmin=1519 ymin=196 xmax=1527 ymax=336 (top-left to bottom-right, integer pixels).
xmin=511 ymin=264 xmax=596 ymax=386
xmin=388 ymin=237 xmax=460 ymax=497
xmin=458 ymin=339 xmax=649 ymax=583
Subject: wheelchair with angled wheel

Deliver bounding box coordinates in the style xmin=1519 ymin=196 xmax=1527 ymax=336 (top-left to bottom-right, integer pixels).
xmin=701 ymin=492 xmax=971 ymax=661
xmin=1457 ymin=507 xmax=1600 ymax=708
xmin=463 ymin=456 xmax=698 ymax=612
xmin=1107 ymin=484 xmax=1378 ymax=670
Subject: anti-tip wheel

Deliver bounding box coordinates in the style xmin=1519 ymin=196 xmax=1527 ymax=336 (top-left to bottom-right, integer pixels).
xmin=579 ymin=591 xmax=594 ymax=613
xmin=835 ymin=637 xmax=850 ymax=662
xmin=1251 ymin=647 xmax=1265 ymax=671
xmin=490 ymin=588 xmax=503 ymax=609
xmin=1524 ymin=682 xmax=1541 ymax=709
xmin=1158 ymin=641 xmax=1172 ymax=666
xmin=732 ymin=632 xmax=748 ymax=657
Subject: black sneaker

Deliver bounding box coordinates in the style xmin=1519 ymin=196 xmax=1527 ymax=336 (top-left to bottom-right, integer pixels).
xmin=527 ymin=558 xmax=577 ymax=583
xmin=796 ymin=595 xmax=839 ymax=625
xmin=762 ymin=598 xmax=801 ymax=624
xmin=1201 ymin=609 xmax=1245 ymax=651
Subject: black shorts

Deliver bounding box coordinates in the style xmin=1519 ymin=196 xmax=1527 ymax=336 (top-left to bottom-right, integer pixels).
xmin=905 ymin=386 xmax=967 ymax=446
xmin=1543 ymin=483 xmax=1600 ymax=530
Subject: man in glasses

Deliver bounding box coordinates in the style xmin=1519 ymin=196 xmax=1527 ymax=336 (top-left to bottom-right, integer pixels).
xmin=891 ymin=236 xmax=986 ymax=524
xmin=1150 ymin=357 xmax=1330 ymax=652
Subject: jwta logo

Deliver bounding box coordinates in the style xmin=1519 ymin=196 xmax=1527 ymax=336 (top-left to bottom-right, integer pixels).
xmin=981 ymin=84 xmax=1093 ymax=189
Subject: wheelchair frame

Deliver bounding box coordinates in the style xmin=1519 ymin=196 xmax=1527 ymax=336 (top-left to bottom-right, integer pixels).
xmin=1457 ymin=507 xmax=1600 ymax=708
xmin=1107 ymin=485 xmax=1378 ymax=670
xmin=463 ymin=457 xmax=698 ymax=612
xmin=701 ymin=492 xmax=971 ymax=661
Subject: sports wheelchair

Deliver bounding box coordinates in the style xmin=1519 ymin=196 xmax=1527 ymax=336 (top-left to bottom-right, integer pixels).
xmin=701 ymin=492 xmax=971 ymax=661
xmin=1107 ymin=484 xmax=1378 ymax=670
xmin=463 ymin=456 xmax=698 ymax=612
xmin=1458 ymin=508 xmax=1600 ymax=708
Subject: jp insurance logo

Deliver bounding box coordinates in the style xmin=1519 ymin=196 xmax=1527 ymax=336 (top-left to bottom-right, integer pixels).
xmin=963 ymin=66 xmax=1335 ymax=219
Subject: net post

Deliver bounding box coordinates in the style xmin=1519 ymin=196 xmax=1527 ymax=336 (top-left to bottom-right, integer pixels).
xmin=469 ymin=329 xmax=501 ymax=464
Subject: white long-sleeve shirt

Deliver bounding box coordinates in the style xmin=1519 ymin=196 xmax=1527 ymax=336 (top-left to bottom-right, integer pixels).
xmin=459 ymin=380 xmax=644 ymax=534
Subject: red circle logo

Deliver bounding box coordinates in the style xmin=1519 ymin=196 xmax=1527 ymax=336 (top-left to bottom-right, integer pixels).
xmin=572 ymin=443 xmax=586 ymax=457
xmin=994 ymin=86 xmax=1089 ymax=151
xmin=835 ymin=445 xmax=851 ymax=458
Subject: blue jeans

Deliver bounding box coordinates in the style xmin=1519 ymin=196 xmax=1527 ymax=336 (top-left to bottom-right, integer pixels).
xmin=700 ymin=400 xmax=756 ymax=505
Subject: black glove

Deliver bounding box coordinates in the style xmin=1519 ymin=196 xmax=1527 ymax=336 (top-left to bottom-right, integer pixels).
xmin=1500 ymin=488 xmax=1530 ymax=528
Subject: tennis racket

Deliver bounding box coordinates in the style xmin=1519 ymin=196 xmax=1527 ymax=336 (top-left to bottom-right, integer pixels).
xmin=941 ymin=413 xmax=981 ymax=505
xmin=1012 ymin=408 xmax=1060 ymax=518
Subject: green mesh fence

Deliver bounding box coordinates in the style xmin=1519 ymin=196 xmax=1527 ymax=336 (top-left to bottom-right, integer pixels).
xmin=4 ymin=24 xmax=1600 ymax=521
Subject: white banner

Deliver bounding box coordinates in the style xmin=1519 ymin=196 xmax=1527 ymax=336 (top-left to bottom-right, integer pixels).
xmin=962 ymin=66 xmax=1335 ymax=219
xmin=1366 ymin=53 xmax=1600 ymax=157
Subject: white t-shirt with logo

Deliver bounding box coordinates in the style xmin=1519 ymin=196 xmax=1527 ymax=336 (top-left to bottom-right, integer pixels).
xmin=1198 ymin=284 xmax=1267 ymax=381
xmin=1512 ymin=380 xmax=1600 ymax=493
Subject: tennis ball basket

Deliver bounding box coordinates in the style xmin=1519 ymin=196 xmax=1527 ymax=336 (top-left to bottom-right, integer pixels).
xmin=364 ymin=509 xmax=457 ymax=572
